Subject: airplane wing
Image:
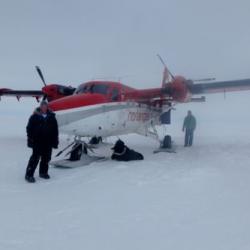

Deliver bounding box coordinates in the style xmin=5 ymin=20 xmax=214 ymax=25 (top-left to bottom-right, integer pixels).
xmin=189 ymin=79 xmax=250 ymax=94
xmin=0 ymin=88 xmax=44 ymax=100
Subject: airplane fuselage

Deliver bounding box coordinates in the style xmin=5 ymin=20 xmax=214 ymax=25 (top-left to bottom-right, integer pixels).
xmin=47 ymin=81 xmax=169 ymax=139
xmin=54 ymin=101 xmax=163 ymax=138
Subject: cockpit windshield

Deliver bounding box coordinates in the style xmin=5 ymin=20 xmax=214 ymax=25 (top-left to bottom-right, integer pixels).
xmin=58 ymin=86 xmax=76 ymax=96
xmin=75 ymin=84 xmax=109 ymax=95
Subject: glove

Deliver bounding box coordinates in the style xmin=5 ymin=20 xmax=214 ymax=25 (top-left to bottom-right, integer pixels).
xmin=27 ymin=138 xmax=34 ymax=148
xmin=52 ymin=141 xmax=59 ymax=149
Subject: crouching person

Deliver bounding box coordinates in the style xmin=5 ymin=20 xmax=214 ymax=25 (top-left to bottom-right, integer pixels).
xmin=25 ymin=101 xmax=59 ymax=183
xmin=111 ymin=140 xmax=144 ymax=161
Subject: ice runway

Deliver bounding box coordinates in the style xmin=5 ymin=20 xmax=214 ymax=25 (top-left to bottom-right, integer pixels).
xmin=1 ymin=135 xmax=250 ymax=250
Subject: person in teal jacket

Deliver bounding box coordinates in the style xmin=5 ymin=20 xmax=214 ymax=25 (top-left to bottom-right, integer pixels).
xmin=182 ymin=110 xmax=196 ymax=147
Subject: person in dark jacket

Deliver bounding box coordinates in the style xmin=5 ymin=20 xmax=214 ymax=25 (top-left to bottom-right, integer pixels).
xmin=25 ymin=101 xmax=59 ymax=183
xmin=111 ymin=139 xmax=144 ymax=161
xmin=182 ymin=110 xmax=196 ymax=147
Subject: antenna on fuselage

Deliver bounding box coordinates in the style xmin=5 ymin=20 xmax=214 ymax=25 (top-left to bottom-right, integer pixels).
xmin=91 ymin=75 xmax=135 ymax=82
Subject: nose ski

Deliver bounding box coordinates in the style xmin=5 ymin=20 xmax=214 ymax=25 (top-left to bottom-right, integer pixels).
xmin=50 ymin=139 xmax=108 ymax=168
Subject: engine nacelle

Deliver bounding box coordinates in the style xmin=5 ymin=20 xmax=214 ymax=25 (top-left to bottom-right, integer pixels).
xmin=42 ymin=84 xmax=75 ymax=102
xmin=162 ymin=76 xmax=191 ymax=102
xmin=170 ymin=76 xmax=189 ymax=102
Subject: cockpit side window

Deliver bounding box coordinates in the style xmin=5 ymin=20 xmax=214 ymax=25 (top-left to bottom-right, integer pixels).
xmin=75 ymin=83 xmax=109 ymax=95
xmin=91 ymin=84 xmax=109 ymax=94
xmin=75 ymin=85 xmax=88 ymax=94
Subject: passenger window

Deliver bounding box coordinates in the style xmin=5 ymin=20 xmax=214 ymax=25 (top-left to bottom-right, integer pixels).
xmin=111 ymin=88 xmax=119 ymax=101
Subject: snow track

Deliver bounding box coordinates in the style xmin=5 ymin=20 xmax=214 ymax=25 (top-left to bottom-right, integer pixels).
xmin=1 ymin=135 xmax=250 ymax=250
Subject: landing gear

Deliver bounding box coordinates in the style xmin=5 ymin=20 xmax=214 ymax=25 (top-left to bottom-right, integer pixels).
xmin=161 ymin=135 xmax=172 ymax=149
xmin=89 ymin=136 xmax=102 ymax=145
xmin=154 ymin=135 xmax=176 ymax=154
xmin=68 ymin=142 xmax=88 ymax=161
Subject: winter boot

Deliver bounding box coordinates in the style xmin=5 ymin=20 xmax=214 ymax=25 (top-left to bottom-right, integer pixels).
xmin=39 ymin=173 xmax=50 ymax=179
xmin=25 ymin=175 xmax=36 ymax=183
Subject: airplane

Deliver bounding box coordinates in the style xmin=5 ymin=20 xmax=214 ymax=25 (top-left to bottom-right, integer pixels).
xmin=1 ymin=56 xmax=250 ymax=165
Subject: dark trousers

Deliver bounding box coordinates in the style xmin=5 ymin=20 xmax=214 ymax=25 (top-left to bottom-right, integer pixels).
xmin=185 ymin=129 xmax=194 ymax=147
xmin=26 ymin=146 xmax=52 ymax=177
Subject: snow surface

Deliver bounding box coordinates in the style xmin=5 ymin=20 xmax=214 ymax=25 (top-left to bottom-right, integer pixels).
xmin=1 ymin=93 xmax=250 ymax=250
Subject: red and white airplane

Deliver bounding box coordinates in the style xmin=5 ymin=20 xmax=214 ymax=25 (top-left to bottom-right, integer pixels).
xmin=1 ymin=57 xmax=250 ymax=155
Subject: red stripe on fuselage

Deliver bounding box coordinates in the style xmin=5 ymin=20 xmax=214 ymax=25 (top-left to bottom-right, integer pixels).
xmin=48 ymin=93 xmax=108 ymax=112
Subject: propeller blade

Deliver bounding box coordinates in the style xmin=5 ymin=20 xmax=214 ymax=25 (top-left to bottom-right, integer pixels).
xmin=42 ymin=94 xmax=47 ymax=101
xmin=35 ymin=66 xmax=46 ymax=86
xmin=157 ymin=54 xmax=175 ymax=80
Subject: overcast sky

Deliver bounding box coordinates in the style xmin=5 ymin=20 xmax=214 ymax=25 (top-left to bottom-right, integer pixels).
xmin=1 ymin=0 xmax=250 ymax=89
xmin=1 ymin=0 xmax=250 ymax=136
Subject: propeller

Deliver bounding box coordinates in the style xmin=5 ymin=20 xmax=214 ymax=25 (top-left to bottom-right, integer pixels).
xmin=35 ymin=66 xmax=47 ymax=101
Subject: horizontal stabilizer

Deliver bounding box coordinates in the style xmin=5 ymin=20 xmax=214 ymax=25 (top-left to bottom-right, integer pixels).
xmin=189 ymin=79 xmax=250 ymax=94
